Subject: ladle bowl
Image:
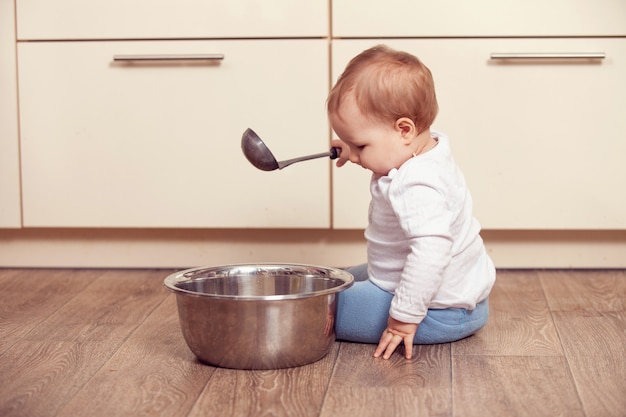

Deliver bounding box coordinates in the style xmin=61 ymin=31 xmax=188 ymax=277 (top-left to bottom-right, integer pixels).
xmin=241 ymin=128 xmax=340 ymax=171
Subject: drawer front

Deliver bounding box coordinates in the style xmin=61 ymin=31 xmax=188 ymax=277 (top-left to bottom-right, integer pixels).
xmin=333 ymin=0 xmax=626 ymax=37
xmin=332 ymin=39 xmax=626 ymax=230
xmin=19 ymin=40 xmax=330 ymax=228
xmin=16 ymin=0 xmax=328 ymax=40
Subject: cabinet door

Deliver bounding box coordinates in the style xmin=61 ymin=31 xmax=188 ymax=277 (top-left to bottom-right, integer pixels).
xmin=16 ymin=0 xmax=327 ymax=40
xmin=333 ymin=0 xmax=626 ymax=37
xmin=0 ymin=0 xmax=21 ymax=228
xmin=19 ymin=40 xmax=330 ymax=228
xmin=332 ymin=39 xmax=626 ymax=230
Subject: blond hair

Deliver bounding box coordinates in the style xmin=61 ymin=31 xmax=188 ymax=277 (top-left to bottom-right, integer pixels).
xmin=327 ymin=45 xmax=438 ymax=133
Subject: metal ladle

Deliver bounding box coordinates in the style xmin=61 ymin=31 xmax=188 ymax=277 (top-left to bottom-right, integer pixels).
xmin=241 ymin=128 xmax=340 ymax=171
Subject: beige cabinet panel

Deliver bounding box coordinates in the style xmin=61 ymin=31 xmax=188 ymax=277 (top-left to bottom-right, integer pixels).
xmin=16 ymin=0 xmax=327 ymax=40
xmin=333 ymin=0 xmax=626 ymax=37
xmin=332 ymin=39 xmax=626 ymax=230
xmin=0 ymin=0 xmax=21 ymax=228
xmin=19 ymin=40 xmax=330 ymax=228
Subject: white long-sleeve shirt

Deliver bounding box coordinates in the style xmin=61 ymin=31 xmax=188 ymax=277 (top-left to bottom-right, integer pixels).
xmin=366 ymin=130 xmax=496 ymax=324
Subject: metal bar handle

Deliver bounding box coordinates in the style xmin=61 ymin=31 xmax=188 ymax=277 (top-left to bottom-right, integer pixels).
xmin=490 ymin=52 xmax=605 ymax=60
xmin=113 ymin=54 xmax=225 ymax=62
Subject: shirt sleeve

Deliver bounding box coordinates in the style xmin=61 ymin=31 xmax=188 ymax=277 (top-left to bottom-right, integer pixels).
xmin=387 ymin=179 xmax=454 ymax=324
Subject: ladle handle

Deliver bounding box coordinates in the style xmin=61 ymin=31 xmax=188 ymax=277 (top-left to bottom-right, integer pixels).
xmin=277 ymin=147 xmax=343 ymax=170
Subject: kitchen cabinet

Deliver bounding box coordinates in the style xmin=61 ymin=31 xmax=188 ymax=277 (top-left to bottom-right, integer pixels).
xmin=332 ymin=39 xmax=626 ymax=230
xmin=331 ymin=0 xmax=626 ymax=230
xmin=18 ymin=40 xmax=331 ymax=228
xmin=3 ymin=0 xmax=626 ymax=267
xmin=15 ymin=0 xmax=331 ymax=229
xmin=16 ymin=0 xmax=328 ymax=40
xmin=332 ymin=0 xmax=626 ymax=37
xmin=0 ymin=0 xmax=21 ymax=228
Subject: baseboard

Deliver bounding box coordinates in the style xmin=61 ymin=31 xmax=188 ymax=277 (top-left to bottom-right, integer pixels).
xmin=0 ymin=228 xmax=624 ymax=269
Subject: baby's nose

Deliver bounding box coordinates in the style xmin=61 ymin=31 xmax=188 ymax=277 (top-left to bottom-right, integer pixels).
xmin=349 ymin=152 xmax=360 ymax=164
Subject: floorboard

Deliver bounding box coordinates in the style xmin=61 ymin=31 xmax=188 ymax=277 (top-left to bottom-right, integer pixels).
xmin=0 ymin=269 xmax=103 ymax=355
xmin=190 ymin=343 xmax=338 ymax=417
xmin=0 ymin=269 xmax=168 ymax=417
xmin=452 ymin=270 xmax=562 ymax=357
xmin=0 ymin=268 xmax=624 ymax=417
xmin=56 ymin=295 xmax=212 ymax=417
xmin=540 ymin=269 xmax=626 ymax=313
xmin=552 ymin=311 xmax=626 ymax=417
xmin=541 ymin=270 xmax=626 ymax=417
xmin=452 ymin=355 xmax=585 ymax=417
xmin=320 ymin=342 xmax=452 ymax=417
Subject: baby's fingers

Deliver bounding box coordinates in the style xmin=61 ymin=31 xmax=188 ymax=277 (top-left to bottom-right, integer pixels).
xmin=374 ymin=331 xmax=402 ymax=359
xmin=403 ymin=336 xmax=413 ymax=359
xmin=383 ymin=337 xmax=402 ymax=359
xmin=373 ymin=331 xmax=392 ymax=358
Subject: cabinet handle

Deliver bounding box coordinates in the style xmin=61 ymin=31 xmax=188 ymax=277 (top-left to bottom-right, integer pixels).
xmin=113 ymin=54 xmax=225 ymax=62
xmin=490 ymin=52 xmax=605 ymax=60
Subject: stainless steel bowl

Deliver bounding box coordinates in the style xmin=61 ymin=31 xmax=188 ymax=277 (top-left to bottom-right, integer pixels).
xmin=164 ymin=263 xmax=354 ymax=369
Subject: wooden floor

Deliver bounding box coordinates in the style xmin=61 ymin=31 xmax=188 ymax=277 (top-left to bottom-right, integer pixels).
xmin=0 ymin=269 xmax=624 ymax=417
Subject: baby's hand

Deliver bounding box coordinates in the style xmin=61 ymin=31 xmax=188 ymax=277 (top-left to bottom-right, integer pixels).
xmin=373 ymin=317 xmax=418 ymax=360
xmin=331 ymin=139 xmax=350 ymax=168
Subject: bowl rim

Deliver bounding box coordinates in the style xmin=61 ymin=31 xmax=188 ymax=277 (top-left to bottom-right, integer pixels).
xmin=163 ymin=262 xmax=354 ymax=301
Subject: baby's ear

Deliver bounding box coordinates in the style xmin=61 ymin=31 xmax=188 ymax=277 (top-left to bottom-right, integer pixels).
xmin=395 ymin=117 xmax=416 ymax=142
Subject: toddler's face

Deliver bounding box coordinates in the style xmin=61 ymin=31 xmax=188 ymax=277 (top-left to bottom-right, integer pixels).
xmin=329 ymin=94 xmax=412 ymax=176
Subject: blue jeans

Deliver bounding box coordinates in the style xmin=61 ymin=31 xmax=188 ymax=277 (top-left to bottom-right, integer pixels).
xmin=336 ymin=264 xmax=489 ymax=344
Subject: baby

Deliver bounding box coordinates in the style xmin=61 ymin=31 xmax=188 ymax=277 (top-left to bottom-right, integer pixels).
xmin=328 ymin=45 xmax=496 ymax=359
